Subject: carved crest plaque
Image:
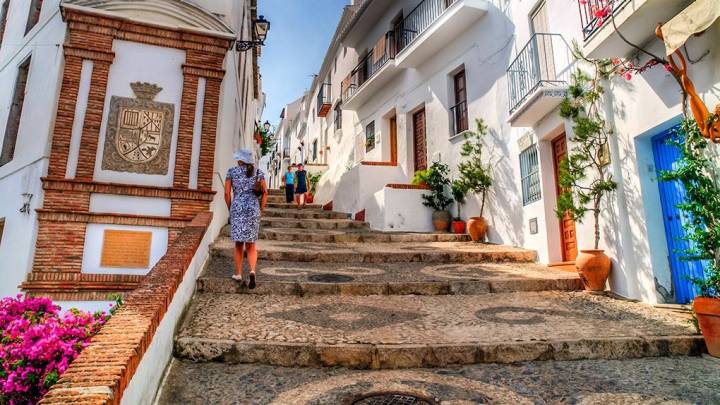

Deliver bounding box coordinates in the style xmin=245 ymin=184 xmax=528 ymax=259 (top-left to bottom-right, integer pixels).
xmin=101 ymin=82 xmax=174 ymax=175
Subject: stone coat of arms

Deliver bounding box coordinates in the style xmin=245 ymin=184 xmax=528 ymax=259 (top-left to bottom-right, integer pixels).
xmin=101 ymin=82 xmax=174 ymax=175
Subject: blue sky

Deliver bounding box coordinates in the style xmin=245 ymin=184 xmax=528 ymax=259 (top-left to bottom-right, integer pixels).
xmin=258 ymin=0 xmax=349 ymax=125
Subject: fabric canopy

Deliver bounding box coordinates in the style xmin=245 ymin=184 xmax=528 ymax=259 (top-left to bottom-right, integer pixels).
xmin=661 ymin=0 xmax=720 ymax=55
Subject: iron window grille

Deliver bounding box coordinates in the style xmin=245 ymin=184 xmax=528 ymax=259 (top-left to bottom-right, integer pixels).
xmin=365 ymin=122 xmax=375 ymax=152
xmin=334 ymin=101 xmax=343 ymax=130
xmin=519 ymin=144 xmax=541 ymax=205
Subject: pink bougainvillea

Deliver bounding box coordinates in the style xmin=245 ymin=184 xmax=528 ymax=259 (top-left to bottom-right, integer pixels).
xmin=0 ymin=295 xmax=109 ymax=405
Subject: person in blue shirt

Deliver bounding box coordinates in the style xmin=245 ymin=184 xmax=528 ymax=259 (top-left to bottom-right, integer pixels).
xmin=294 ymin=163 xmax=310 ymax=209
xmin=284 ymin=165 xmax=295 ymax=203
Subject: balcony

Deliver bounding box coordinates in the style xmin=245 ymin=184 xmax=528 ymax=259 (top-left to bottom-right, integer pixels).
xmin=317 ymin=83 xmax=332 ymax=117
xmin=342 ymin=30 xmax=401 ymax=110
xmin=507 ymin=34 xmax=573 ymax=127
xmin=450 ymin=99 xmax=468 ymax=135
xmin=579 ymin=0 xmax=693 ymax=59
xmin=394 ymin=0 xmax=488 ymax=69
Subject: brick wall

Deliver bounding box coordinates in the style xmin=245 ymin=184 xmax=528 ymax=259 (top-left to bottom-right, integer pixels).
xmin=24 ymin=7 xmax=232 ymax=299
xmin=38 ymin=212 xmax=212 ymax=405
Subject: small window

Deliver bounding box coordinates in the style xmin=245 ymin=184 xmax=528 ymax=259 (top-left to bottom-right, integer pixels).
xmin=451 ymin=69 xmax=468 ymax=134
xmin=0 ymin=218 xmax=5 ymax=247
xmin=365 ymin=122 xmax=375 ymax=152
xmin=0 ymin=1 xmax=10 ymax=48
xmin=334 ymin=102 xmax=342 ymax=130
xmin=25 ymin=0 xmax=42 ymax=34
xmin=1 ymin=56 xmax=32 ymax=166
xmin=519 ymin=144 xmax=541 ymax=205
xmin=312 ymin=139 xmax=318 ymax=161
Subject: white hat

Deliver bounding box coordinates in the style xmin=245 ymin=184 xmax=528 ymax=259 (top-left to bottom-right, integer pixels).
xmin=233 ymin=149 xmax=254 ymax=164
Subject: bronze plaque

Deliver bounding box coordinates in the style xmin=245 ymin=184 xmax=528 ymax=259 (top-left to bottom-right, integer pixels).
xmin=100 ymin=229 xmax=152 ymax=268
xmin=101 ymin=82 xmax=174 ymax=175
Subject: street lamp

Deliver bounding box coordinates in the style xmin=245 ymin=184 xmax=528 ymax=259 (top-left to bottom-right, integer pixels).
xmin=263 ymin=120 xmax=272 ymax=133
xmin=236 ymin=15 xmax=270 ymax=52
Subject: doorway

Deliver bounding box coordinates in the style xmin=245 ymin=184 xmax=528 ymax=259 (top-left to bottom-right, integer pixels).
xmin=652 ymin=127 xmax=705 ymax=303
xmin=389 ymin=116 xmax=398 ymax=166
xmin=412 ymin=108 xmax=427 ymax=172
xmin=552 ymin=134 xmax=578 ymax=262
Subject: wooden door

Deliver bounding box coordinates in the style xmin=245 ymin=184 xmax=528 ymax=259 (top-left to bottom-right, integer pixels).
xmin=412 ymin=109 xmax=427 ymax=171
xmin=552 ymin=135 xmax=578 ymax=261
xmin=390 ymin=116 xmax=398 ymax=166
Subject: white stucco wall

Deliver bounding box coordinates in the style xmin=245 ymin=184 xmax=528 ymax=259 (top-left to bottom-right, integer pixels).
xmin=0 ymin=1 xmax=65 ymax=298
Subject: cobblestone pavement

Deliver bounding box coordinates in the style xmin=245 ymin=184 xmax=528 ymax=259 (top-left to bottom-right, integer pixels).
xmin=157 ymin=356 xmax=720 ymax=404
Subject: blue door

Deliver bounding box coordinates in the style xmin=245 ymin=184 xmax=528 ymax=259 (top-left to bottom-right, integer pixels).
xmin=652 ymin=127 xmax=705 ymax=303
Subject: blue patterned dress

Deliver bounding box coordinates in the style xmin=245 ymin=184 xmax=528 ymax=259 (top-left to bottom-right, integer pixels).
xmin=226 ymin=166 xmax=265 ymax=242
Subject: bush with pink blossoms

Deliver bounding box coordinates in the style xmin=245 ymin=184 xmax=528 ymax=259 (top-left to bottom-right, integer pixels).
xmin=0 ymin=295 xmax=110 ymax=405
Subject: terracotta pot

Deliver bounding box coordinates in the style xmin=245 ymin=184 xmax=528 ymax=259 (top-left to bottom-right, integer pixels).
xmin=694 ymin=297 xmax=720 ymax=357
xmin=467 ymin=216 xmax=487 ymax=242
xmin=431 ymin=210 xmax=451 ymax=232
xmin=575 ymin=249 xmax=612 ymax=291
xmin=452 ymin=220 xmax=466 ymax=234
xmin=306 ymin=193 xmax=314 ymax=204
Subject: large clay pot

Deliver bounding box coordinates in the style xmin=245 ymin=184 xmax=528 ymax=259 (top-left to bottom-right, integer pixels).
xmin=575 ymin=249 xmax=612 ymax=291
xmin=694 ymin=297 xmax=720 ymax=357
xmin=431 ymin=210 xmax=451 ymax=232
xmin=467 ymin=216 xmax=488 ymax=242
xmin=306 ymin=193 xmax=314 ymax=204
xmin=452 ymin=220 xmax=466 ymax=234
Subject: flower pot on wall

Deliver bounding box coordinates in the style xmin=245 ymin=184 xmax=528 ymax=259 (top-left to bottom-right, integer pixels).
xmin=575 ymin=249 xmax=612 ymax=291
xmin=694 ymin=297 xmax=720 ymax=357
xmin=431 ymin=210 xmax=451 ymax=232
xmin=452 ymin=220 xmax=466 ymax=234
xmin=467 ymin=216 xmax=487 ymax=242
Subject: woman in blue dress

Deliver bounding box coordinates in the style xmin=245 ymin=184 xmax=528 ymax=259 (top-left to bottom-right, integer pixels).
xmin=224 ymin=149 xmax=267 ymax=289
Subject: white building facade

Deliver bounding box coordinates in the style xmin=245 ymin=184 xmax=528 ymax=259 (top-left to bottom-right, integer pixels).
xmin=289 ymin=0 xmax=717 ymax=305
xmin=0 ymin=0 xmax=264 ymax=306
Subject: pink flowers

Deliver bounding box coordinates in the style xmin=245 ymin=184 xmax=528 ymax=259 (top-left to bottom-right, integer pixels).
xmin=0 ymin=295 xmax=109 ymax=404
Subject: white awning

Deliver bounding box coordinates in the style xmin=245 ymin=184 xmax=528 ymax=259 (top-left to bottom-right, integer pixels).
xmin=661 ymin=0 xmax=720 ymax=55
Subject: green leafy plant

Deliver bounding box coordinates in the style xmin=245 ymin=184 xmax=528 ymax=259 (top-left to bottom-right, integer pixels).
xmin=660 ymin=120 xmax=720 ymax=298
xmin=259 ymin=128 xmax=275 ymax=157
xmin=308 ymin=173 xmax=322 ymax=195
xmin=557 ymin=52 xmax=618 ymax=250
xmin=457 ymin=119 xmax=493 ymax=217
xmin=451 ymin=180 xmax=468 ymax=220
xmin=412 ymin=169 xmax=430 ymax=186
xmin=417 ymin=162 xmax=453 ymax=212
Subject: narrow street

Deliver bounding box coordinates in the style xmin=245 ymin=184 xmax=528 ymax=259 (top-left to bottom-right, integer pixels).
xmin=156 ymin=190 xmax=720 ymax=404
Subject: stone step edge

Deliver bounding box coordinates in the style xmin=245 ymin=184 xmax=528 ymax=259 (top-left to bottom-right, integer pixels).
xmin=196 ymin=278 xmax=583 ymax=295
xmin=212 ymin=248 xmax=538 ymax=264
xmin=173 ymin=335 xmax=705 ymax=369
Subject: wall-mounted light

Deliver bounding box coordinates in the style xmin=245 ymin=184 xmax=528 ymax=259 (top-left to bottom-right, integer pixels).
xmin=19 ymin=193 xmax=33 ymax=214
xmin=236 ymin=15 xmax=270 ymax=52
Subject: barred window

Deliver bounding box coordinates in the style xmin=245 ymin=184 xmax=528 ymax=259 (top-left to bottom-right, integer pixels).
xmin=365 ymin=121 xmax=375 ymax=152
xmin=519 ymin=144 xmax=541 ymax=205
xmin=334 ymin=102 xmax=342 ymax=130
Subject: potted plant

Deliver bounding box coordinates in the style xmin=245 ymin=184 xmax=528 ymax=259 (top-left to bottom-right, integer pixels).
xmin=413 ymin=161 xmax=453 ymax=232
xmin=451 ymin=180 xmax=468 ymax=234
xmin=557 ymin=62 xmax=618 ymax=291
xmin=306 ymin=173 xmax=322 ymax=204
xmin=661 ymin=119 xmax=720 ymax=357
xmin=458 ymin=119 xmax=493 ymax=242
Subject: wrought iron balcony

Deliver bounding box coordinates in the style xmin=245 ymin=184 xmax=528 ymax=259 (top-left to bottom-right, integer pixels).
xmin=450 ymin=100 xmax=468 ymax=135
xmin=577 ymin=0 xmax=693 ymax=58
xmin=507 ymin=33 xmax=573 ymax=127
xmin=341 ymin=30 xmax=399 ymax=108
xmin=395 ymin=0 xmax=457 ymax=52
xmin=317 ymin=83 xmax=332 ymax=117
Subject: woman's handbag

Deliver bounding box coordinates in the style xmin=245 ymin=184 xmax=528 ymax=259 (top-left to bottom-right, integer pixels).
xmin=252 ymin=169 xmax=264 ymax=197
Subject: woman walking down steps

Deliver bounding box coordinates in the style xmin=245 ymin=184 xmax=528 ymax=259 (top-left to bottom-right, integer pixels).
xmin=225 ymin=149 xmax=268 ymax=289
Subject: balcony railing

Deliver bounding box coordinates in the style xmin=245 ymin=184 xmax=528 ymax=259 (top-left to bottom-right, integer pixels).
xmin=342 ymin=30 xmax=396 ymax=102
xmin=317 ymin=83 xmax=332 ymax=117
xmin=507 ymin=33 xmax=573 ymax=115
xmin=450 ymin=100 xmax=468 ymax=135
xmin=579 ymin=0 xmax=630 ymax=40
xmin=395 ymin=0 xmax=457 ymax=52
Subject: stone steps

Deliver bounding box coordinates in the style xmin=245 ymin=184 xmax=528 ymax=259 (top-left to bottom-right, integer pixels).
xmin=259 ymin=217 xmax=368 ymax=230
xmin=259 ymin=227 xmax=471 ymax=243
xmin=262 ymin=208 xmax=350 ymax=220
xmin=173 ymin=291 xmax=704 ymax=369
xmin=197 ymin=258 xmax=582 ymax=296
xmin=267 ymin=203 xmax=322 ymax=209
xmin=212 ymin=238 xmax=537 ymax=263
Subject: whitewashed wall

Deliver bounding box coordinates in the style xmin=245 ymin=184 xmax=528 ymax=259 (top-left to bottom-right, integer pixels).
xmin=0 ymin=1 xmax=65 ymax=298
